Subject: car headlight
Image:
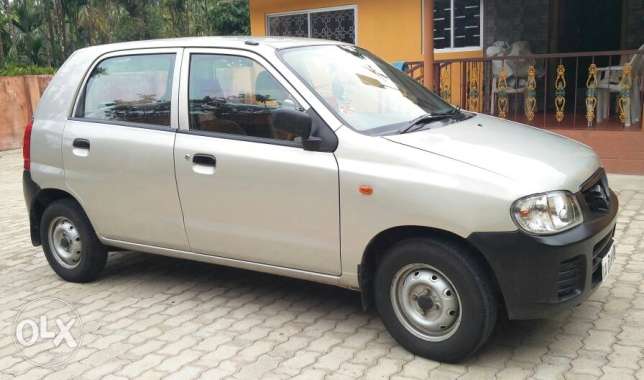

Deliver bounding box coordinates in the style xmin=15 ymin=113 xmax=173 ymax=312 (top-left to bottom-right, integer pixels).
xmin=511 ymin=191 xmax=583 ymax=235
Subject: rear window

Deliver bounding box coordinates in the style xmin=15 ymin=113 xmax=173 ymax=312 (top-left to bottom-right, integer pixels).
xmin=75 ymin=54 xmax=176 ymax=127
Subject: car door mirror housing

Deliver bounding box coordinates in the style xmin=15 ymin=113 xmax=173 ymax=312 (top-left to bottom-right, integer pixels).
xmin=271 ymin=108 xmax=321 ymax=151
xmin=302 ymin=135 xmax=322 ymax=151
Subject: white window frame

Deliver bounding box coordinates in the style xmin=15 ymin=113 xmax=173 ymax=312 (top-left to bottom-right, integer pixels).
xmin=423 ymin=0 xmax=483 ymax=52
xmin=265 ymin=5 xmax=359 ymax=45
xmin=71 ymin=48 xmax=183 ymax=130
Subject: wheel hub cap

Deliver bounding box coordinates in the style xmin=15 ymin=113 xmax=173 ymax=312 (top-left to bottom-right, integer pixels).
xmin=49 ymin=217 xmax=82 ymax=269
xmin=416 ymin=292 xmax=434 ymax=313
xmin=391 ymin=264 xmax=461 ymax=342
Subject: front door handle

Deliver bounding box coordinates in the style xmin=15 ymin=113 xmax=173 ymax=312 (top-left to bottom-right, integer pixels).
xmin=72 ymin=138 xmax=90 ymax=157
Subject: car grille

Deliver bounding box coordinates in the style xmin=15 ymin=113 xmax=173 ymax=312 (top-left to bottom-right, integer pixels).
xmin=557 ymin=256 xmax=583 ymax=299
xmin=581 ymin=170 xmax=610 ymax=213
xmin=591 ymin=227 xmax=615 ymax=285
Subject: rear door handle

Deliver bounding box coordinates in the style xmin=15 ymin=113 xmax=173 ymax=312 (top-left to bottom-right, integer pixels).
xmin=189 ymin=153 xmax=216 ymax=175
xmin=73 ymin=138 xmax=90 ymax=149
xmin=192 ymin=154 xmax=216 ymax=167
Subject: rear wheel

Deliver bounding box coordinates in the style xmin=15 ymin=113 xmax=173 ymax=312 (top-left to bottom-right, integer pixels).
xmin=374 ymin=237 xmax=497 ymax=362
xmin=40 ymin=199 xmax=107 ymax=282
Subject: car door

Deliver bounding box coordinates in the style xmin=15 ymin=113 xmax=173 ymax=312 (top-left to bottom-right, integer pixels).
xmin=174 ymin=48 xmax=341 ymax=275
xmin=63 ymin=49 xmax=188 ymax=250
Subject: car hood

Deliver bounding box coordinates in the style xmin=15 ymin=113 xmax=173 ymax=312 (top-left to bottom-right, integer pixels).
xmin=384 ymin=114 xmax=600 ymax=192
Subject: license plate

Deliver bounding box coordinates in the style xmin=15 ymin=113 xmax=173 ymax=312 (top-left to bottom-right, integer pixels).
xmin=601 ymin=243 xmax=616 ymax=280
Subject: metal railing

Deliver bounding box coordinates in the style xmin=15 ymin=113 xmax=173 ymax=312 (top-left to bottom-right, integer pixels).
xmin=405 ymin=50 xmax=644 ymax=128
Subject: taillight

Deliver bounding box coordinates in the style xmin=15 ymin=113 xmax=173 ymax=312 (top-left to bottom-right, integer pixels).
xmin=23 ymin=121 xmax=33 ymax=171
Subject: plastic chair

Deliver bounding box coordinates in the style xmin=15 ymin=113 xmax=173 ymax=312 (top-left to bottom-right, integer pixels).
xmin=596 ymin=45 xmax=644 ymax=127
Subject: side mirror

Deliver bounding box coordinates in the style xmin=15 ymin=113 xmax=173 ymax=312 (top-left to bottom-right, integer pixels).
xmin=271 ymin=108 xmax=321 ymax=151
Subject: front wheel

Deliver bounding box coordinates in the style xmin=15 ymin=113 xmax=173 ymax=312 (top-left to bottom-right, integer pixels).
xmin=374 ymin=237 xmax=497 ymax=362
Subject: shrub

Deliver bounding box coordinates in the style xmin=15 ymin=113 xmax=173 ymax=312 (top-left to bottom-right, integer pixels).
xmin=0 ymin=64 xmax=56 ymax=76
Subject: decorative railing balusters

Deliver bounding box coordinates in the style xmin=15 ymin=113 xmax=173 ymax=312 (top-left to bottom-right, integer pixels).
xmin=467 ymin=62 xmax=480 ymax=112
xmin=617 ymin=63 xmax=632 ymax=125
xmin=525 ymin=65 xmax=537 ymax=121
xmin=497 ymin=66 xmax=508 ymax=118
xmin=440 ymin=65 xmax=451 ymax=102
xmin=554 ymin=64 xmax=566 ymax=122
xmin=585 ymin=64 xmax=598 ymax=126
xmin=403 ymin=49 xmax=642 ymax=129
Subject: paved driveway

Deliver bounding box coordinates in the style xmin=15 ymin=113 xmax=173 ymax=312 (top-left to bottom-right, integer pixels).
xmin=1 ymin=149 xmax=643 ymax=380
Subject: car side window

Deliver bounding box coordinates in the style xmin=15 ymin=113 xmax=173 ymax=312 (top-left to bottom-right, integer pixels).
xmin=75 ymin=54 xmax=176 ymax=126
xmin=188 ymin=54 xmax=303 ymax=142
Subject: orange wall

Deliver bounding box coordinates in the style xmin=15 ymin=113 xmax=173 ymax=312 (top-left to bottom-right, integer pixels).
xmin=250 ymin=0 xmax=426 ymax=62
xmin=250 ymin=0 xmax=484 ymax=62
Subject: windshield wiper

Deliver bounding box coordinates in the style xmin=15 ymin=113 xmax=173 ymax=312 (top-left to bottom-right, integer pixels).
xmin=399 ymin=112 xmax=454 ymax=134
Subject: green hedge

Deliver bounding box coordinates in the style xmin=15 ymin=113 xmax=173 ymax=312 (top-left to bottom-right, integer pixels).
xmin=0 ymin=65 xmax=56 ymax=77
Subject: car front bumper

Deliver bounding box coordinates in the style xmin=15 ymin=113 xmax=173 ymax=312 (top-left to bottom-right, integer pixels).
xmin=468 ymin=188 xmax=618 ymax=320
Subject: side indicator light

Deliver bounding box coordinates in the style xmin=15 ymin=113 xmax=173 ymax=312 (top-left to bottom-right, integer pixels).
xmin=359 ymin=185 xmax=373 ymax=195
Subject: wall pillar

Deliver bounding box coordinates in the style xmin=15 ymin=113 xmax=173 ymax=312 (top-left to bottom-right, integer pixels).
xmin=423 ymin=0 xmax=435 ymax=90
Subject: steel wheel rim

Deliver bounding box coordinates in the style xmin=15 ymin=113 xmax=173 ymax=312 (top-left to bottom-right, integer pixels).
xmin=390 ymin=263 xmax=462 ymax=342
xmin=48 ymin=217 xmax=82 ymax=270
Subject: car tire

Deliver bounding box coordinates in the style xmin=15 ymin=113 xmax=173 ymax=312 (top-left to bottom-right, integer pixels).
xmin=374 ymin=237 xmax=497 ymax=363
xmin=40 ymin=198 xmax=107 ymax=283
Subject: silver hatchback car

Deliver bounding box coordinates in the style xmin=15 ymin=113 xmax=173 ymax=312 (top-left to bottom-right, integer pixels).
xmin=23 ymin=37 xmax=618 ymax=362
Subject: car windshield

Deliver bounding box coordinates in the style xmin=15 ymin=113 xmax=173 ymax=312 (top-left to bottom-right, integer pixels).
xmin=279 ymin=44 xmax=455 ymax=134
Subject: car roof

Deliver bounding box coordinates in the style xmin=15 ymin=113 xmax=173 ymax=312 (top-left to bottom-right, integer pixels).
xmin=76 ymin=36 xmax=347 ymax=55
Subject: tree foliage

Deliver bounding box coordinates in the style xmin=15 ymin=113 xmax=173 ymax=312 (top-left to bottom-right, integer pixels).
xmin=0 ymin=0 xmax=249 ymax=70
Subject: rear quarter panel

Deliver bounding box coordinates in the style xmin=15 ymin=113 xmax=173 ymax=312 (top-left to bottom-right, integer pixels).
xmin=31 ymin=50 xmax=93 ymax=190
